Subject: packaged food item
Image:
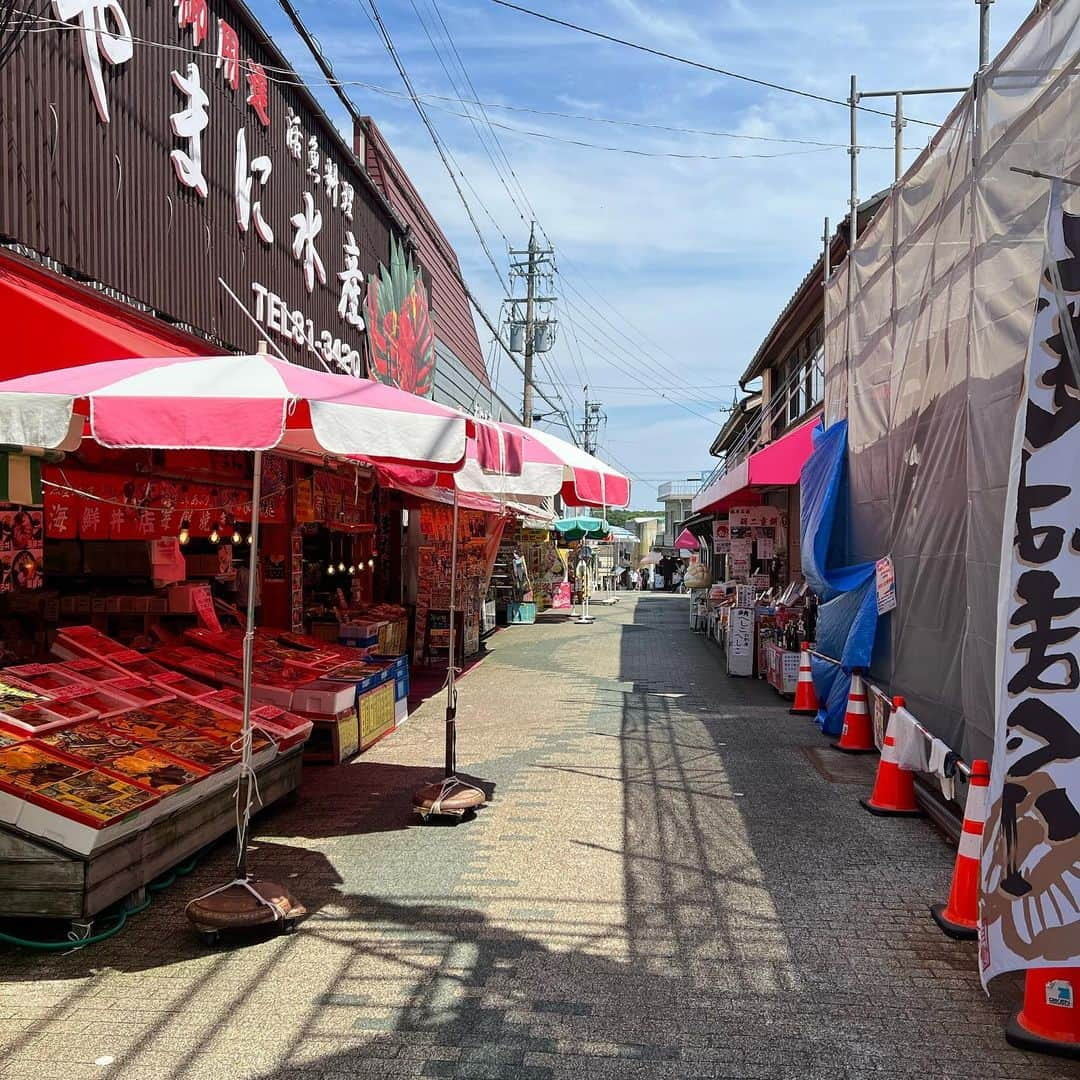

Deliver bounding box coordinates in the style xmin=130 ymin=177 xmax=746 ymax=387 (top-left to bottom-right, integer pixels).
xmin=0 ymin=742 xmax=85 ymax=791
xmin=33 ymin=770 xmax=159 ymax=827
xmin=101 ymin=747 xmax=208 ymax=793
xmin=39 ymin=722 xmax=142 ymax=764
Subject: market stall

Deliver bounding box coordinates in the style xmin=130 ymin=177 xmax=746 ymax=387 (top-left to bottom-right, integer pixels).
xmin=0 ymin=352 xmax=478 ymax=925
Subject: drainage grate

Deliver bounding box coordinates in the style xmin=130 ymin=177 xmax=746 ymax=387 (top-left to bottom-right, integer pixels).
xmin=800 ymin=745 xmax=878 ymax=785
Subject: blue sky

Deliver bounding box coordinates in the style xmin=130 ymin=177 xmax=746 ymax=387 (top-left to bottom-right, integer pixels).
xmin=254 ymin=0 xmax=1034 ymax=505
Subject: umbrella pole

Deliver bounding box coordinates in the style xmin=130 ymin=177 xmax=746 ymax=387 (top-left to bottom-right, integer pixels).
xmin=236 ymin=448 xmax=262 ymax=880
xmin=411 ymin=485 xmax=484 ymax=821
xmin=185 ymin=445 xmax=303 ymax=941
xmin=444 ymin=487 xmax=459 ymax=779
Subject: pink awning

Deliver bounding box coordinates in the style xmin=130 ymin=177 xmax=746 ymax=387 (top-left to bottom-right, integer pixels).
xmin=747 ymin=416 xmax=820 ymax=485
xmin=674 ymin=528 xmax=699 ymax=550
xmin=692 ymin=416 xmax=820 ymax=515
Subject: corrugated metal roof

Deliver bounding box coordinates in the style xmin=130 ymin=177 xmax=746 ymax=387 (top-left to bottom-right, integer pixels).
xmin=359 ymin=118 xmax=490 ymax=390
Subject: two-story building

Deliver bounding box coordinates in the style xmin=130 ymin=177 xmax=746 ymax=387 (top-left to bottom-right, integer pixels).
xmin=691 ymin=194 xmax=886 ymax=584
xmin=655 ymin=481 xmax=697 ymax=553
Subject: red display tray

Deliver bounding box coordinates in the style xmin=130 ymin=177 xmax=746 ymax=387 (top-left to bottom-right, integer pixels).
xmin=3 ymin=664 xmax=88 ymax=695
xmin=104 ymin=677 xmax=176 ymax=707
xmin=150 ymin=670 xmax=217 ymax=701
xmin=60 ymin=657 xmax=133 ymax=685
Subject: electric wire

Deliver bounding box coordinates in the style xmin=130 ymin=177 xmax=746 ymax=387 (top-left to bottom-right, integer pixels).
xmin=405 ymin=0 xmax=518 ymax=237
xmin=361 ymin=0 xmax=509 ymax=290
xmin=487 ymin=0 xmax=943 ymax=129
xmin=15 ymin=10 xmax=906 ymax=152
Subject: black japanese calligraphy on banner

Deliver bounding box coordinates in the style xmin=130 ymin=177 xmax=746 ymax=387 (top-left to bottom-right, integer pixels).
xmin=980 ymin=181 xmax=1080 ymax=985
xmin=0 ymin=0 xmax=394 ymax=375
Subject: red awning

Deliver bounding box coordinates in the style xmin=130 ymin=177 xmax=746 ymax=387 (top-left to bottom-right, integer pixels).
xmin=0 ymin=249 xmax=211 ymax=376
xmin=692 ymin=416 xmax=820 ymax=515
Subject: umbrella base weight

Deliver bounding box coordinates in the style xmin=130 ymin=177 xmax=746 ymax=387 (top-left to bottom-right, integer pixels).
xmin=413 ymin=777 xmax=486 ymax=822
xmin=186 ymin=878 xmax=305 ymax=943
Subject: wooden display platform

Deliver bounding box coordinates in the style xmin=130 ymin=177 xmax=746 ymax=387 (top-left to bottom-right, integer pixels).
xmin=0 ymin=748 xmax=303 ymax=920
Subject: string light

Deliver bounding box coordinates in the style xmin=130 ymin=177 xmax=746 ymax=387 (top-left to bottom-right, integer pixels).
xmin=348 ymin=564 xmax=356 ymax=575
xmin=178 ymin=520 xmax=190 ymax=545
xmin=327 ymin=563 xmax=336 ymax=576
xmin=209 ymin=522 xmax=221 ymax=544
xmin=231 ymin=525 xmax=242 ymax=544
xmin=367 ymin=557 xmax=375 ymax=569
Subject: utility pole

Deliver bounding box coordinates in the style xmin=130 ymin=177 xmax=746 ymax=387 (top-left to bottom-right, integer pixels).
xmin=507 ymin=223 xmax=556 ymax=428
xmin=523 ymin=224 xmax=537 ymax=427
xmin=581 ymin=385 xmax=604 ymax=455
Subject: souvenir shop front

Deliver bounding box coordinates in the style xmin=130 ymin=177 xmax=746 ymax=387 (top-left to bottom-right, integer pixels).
xmin=696 ymin=495 xmax=814 ymax=696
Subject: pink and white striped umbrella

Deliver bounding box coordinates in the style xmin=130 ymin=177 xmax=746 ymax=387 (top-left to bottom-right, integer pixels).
xmin=0 ymin=353 xmax=474 ymax=466
xmin=456 ymin=421 xmax=631 ymax=508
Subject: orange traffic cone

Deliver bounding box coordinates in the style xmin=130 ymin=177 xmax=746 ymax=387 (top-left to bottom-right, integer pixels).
xmin=1006 ymin=967 xmax=1080 ymax=1060
xmin=831 ymin=672 xmax=875 ymax=754
xmin=930 ymin=758 xmax=988 ymax=939
xmin=860 ymin=697 xmax=923 ymax=817
xmin=789 ymin=642 xmax=819 ymax=716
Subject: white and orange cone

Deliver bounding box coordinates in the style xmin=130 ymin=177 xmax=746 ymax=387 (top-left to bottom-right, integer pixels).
xmin=831 ymin=672 xmax=875 ymax=754
xmin=930 ymin=758 xmax=988 ymax=939
xmin=860 ymin=697 xmax=923 ymax=817
xmin=789 ymin=642 xmax=819 ymax=716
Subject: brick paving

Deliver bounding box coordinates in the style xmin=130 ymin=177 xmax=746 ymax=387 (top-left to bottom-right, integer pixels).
xmin=0 ymin=593 xmax=1073 ymax=1080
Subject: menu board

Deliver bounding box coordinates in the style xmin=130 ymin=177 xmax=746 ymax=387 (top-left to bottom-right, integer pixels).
xmin=726 ymin=608 xmax=755 ymax=677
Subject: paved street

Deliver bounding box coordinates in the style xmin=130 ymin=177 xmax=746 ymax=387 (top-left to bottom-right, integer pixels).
xmin=0 ymin=594 xmax=1071 ymax=1080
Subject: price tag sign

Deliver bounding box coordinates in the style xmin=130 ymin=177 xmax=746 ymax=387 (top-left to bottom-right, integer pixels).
xmin=193 ymin=584 xmax=222 ymax=634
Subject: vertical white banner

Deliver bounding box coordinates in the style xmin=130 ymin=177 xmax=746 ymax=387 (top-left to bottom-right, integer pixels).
xmin=980 ymin=182 xmax=1080 ymax=985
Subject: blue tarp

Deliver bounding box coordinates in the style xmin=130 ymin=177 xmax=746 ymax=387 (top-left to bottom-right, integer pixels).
xmin=799 ymin=420 xmax=879 ymax=734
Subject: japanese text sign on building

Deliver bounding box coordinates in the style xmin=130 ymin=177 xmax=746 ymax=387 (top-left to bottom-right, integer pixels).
xmin=1 ymin=0 xmax=387 ymax=377
xmin=980 ymin=181 xmax=1080 ymax=986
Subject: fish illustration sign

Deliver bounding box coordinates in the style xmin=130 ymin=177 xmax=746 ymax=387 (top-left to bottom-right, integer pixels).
xmin=980 ymin=180 xmax=1080 ymax=985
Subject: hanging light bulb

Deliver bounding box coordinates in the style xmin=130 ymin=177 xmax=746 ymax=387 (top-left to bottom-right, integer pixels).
xmin=367 ymin=557 xmax=375 ymax=569
xmin=348 ymin=564 xmax=356 ymax=575
xmin=231 ymin=524 xmax=242 ymax=545
xmin=209 ymin=522 xmax=221 ymax=544
xmin=246 ymin=533 xmax=253 ymax=545
xmin=327 ymin=562 xmax=336 ymax=576
xmin=178 ymin=520 xmax=190 ymax=545
xmin=337 ymin=560 xmax=346 ymax=573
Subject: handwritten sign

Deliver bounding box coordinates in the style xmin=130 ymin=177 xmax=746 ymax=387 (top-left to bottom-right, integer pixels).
xmin=726 ymin=608 xmax=755 ymax=677
xmin=193 ymin=584 xmax=222 ymax=633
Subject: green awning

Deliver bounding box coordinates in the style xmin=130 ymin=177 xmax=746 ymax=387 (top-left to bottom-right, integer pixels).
xmin=553 ymin=516 xmax=609 ymax=541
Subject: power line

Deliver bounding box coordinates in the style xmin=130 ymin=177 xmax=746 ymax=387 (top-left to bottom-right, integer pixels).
xmin=488 ymin=0 xmax=942 ymax=129
xmin=361 ymin=0 xmax=508 ymax=290
xmin=18 ymin=12 xmax=902 ymax=153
